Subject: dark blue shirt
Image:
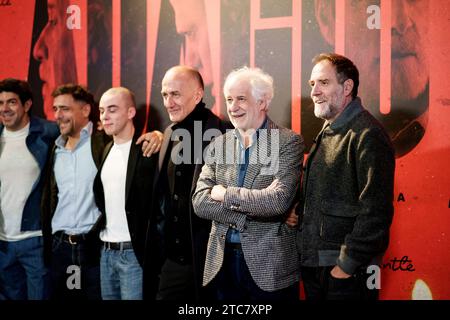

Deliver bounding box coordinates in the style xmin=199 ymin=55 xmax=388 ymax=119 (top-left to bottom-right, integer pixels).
xmin=226 ymin=118 xmax=268 ymax=244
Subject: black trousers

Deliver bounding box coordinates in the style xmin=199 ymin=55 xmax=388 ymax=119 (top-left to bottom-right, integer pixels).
xmin=301 ymin=266 xmax=379 ymax=300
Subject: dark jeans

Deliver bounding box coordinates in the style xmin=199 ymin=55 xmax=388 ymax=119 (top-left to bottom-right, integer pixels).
xmin=301 ymin=266 xmax=379 ymax=300
xmin=50 ymin=233 xmax=101 ymax=300
xmin=214 ymin=244 xmax=299 ymax=301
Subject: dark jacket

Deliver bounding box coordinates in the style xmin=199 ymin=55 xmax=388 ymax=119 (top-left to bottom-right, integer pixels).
xmin=298 ymin=97 xmax=396 ymax=275
xmin=0 ymin=116 xmax=59 ymax=232
xmin=40 ymin=128 xmax=111 ymax=266
xmin=145 ymin=102 xmax=230 ymax=300
xmin=93 ymin=133 xmax=157 ymax=268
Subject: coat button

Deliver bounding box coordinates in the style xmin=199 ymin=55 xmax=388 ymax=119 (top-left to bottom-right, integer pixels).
xmin=173 ymin=194 xmax=178 ymax=200
xmin=173 ymin=216 xmax=178 ymax=222
xmin=176 ymin=171 xmax=181 ymax=177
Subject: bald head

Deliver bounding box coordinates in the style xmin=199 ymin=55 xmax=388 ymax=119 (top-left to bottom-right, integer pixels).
xmin=101 ymin=87 xmax=136 ymax=109
xmin=161 ymin=65 xmax=204 ymax=123
xmin=164 ymin=66 xmax=204 ymax=91
xmin=99 ymin=86 xmax=136 ymax=142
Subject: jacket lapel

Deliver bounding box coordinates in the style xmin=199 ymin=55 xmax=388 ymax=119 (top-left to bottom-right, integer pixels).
xmin=91 ymin=130 xmax=111 ymax=168
xmin=303 ymin=122 xmax=329 ymax=198
xmin=159 ymin=125 xmax=173 ymax=171
xmin=243 ymin=118 xmax=276 ymax=188
xmin=125 ymin=136 xmax=139 ymax=203
xmin=98 ymin=140 xmax=113 ymax=172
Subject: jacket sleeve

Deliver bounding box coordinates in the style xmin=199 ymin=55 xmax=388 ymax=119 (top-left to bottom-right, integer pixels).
xmin=192 ymin=142 xmax=248 ymax=230
xmin=337 ymin=127 xmax=395 ymax=274
xmin=192 ymin=133 xmax=305 ymax=229
xmin=223 ymin=133 xmax=304 ymax=218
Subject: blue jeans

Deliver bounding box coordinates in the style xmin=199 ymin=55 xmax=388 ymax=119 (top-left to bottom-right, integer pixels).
xmin=0 ymin=236 xmax=49 ymax=300
xmin=50 ymin=233 xmax=101 ymax=300
xmin=100 ymin=246 xmax=143 ymax=300
xmin=215 ymin=244 xmax=299 ymax=301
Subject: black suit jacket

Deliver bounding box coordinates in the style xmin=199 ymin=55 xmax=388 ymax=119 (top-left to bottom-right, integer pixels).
xmin=145 ymin=103 xmax=230 ymax=300
xmin=93 ymin=133 xmax=157 ymax=267
xmin=40 ymin=129 xmax=111 ymax=267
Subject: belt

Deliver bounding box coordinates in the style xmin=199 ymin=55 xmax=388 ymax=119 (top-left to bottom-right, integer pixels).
xmin=55 ymin=231 xmax=87 ymax=245
xmin=103 ymin=241 xmax=133 ymax=250
xmin=225 ymin=242 xmax=242 ymax=250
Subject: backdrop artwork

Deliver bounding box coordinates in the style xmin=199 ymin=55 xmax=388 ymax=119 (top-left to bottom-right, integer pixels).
xmin=0 ymin=0 xmax=449 ymax=300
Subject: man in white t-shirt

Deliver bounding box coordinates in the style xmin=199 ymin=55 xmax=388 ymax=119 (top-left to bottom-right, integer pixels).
xmin=0 ymin=78 xmax=59 ymax=300
xmin=93 ymin=87 xmax=157 ymax=300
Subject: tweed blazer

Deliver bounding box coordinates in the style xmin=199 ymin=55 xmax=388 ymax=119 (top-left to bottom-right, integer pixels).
xmin=192 ymin=118 xmax=304 ymax=292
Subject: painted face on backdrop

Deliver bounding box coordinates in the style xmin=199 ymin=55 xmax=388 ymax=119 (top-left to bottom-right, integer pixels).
xmin=315 ymin=0 xmax=429 ymax=156
xmin=341 ymin=0 xmax=429 ymax=109
xmin=33 ymin=0 xmax=78 ymax=120
xmin=390 ymin=0 xmax=429 ymax=102
xmin=169 ymin=0 xmax=216 ymax=103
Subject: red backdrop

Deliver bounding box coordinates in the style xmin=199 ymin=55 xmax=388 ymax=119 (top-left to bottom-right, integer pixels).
xmin=0 ymin=0 xmax=449 ymax=299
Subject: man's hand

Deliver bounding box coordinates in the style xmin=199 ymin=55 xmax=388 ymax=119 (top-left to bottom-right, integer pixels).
xmin=285 ymin=202 xmax=299 ymax=228
xmin=330 ymin=265 xmax=352 ymax=279
xmin=136 ymin=131 xmax=163 ymax=157
xmin=211 ymin=185 xmax=226 ymax=202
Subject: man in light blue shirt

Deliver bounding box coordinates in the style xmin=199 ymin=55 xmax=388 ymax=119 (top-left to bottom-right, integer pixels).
xmin=41 ymin=84 xmax=162 ymax=299
xmin=51 ymin=122 xmax=101 ymax=235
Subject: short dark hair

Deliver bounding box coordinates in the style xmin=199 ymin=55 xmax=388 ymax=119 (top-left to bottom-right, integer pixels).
xmin=52 ymin=84 xmax=95 ymax=106
xmin=52 ymin=84 xmax=98 ymax=122
xmin=312 ymin=53 xmax=359 ymax=99
xmin=0 ymin=78 xmax=33 ymax=105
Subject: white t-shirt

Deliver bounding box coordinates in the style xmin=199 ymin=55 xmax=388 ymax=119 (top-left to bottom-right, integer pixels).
xmin=99 ymin=139 xmax=132 ymax=243
xmin=0 ymin=123 xmax=42 ymax=241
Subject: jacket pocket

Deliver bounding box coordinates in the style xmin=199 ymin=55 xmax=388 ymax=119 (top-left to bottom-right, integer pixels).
xmin=319 ymin=207 xmax=358 ymax=244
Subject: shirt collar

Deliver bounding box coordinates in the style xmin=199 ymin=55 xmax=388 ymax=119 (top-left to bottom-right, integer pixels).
xmin=328 ymin=97 xmax=364 ymax=131
xmin=55 ymin=121 xmax=93 ymax=149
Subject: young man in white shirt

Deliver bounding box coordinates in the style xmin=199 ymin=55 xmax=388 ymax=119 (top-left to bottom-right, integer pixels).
xmin=94 ymin=87 xmax=157 ymax=300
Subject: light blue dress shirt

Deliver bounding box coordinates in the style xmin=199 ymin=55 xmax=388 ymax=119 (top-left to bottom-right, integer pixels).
xmin=51 ymin=122 xmax=101 ymax=235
